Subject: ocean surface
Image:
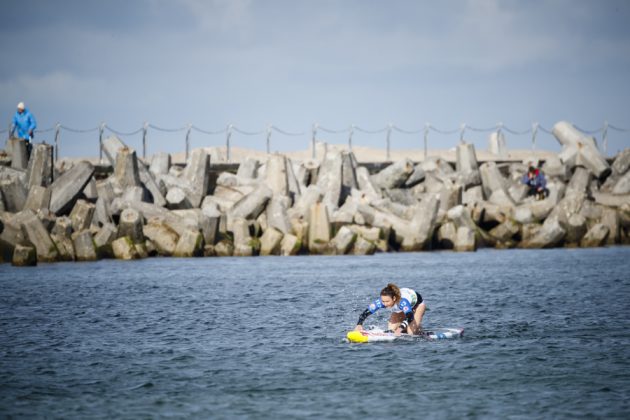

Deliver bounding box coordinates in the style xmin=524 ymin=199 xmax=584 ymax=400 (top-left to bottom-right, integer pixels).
xmin=1 ymin=247 xmax=629 ymax=419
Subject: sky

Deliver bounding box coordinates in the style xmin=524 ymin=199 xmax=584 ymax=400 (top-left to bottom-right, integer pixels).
xmin=1 ymin=0 xmax=629 ymax=158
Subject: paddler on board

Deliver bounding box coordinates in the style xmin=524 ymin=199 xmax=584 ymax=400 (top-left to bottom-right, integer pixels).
xmin=354 ymin=283 xmax=426 ymax=336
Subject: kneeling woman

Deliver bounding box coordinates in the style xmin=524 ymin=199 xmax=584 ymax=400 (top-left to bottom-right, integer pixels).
xmin=354 ymin=283 xmax=426 ymax=335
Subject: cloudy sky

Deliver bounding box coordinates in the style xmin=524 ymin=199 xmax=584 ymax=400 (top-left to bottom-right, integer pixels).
xmin=1 ymin=0 xmax=629 ymax=158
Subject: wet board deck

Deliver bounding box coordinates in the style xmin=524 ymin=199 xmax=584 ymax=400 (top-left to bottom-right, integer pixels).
xmin=347 ymin=327 xmax=464 ymax=343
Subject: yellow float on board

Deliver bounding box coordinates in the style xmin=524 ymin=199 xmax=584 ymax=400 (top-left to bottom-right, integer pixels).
xmin=346 ymin=330 xmax=369 ymax=343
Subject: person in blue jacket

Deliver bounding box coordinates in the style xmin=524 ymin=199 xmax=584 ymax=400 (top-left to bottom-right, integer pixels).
xmin=521 ymin=165 xmax=547 ymax=200
xmin=10 ymin=102 xmax=37 ymax=157
xmin=354 ymin=283 xmax=426 ymax=336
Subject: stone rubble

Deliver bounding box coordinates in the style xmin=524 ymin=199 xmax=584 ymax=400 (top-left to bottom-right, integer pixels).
xmin=1 ymin=125 xmax=629 ymax=266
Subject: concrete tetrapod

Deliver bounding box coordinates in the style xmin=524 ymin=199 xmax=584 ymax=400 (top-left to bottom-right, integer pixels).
xmin=72 ymin=230 xmax=98 ymax=261
xmin=112 ymin=236 xmax=141 ymax=260
xmin=117 ymin=208 xmax=145 ymax=244
xmin=260 ymin=227 xmax=284 ymax=256
xmin=173 ymin=229 xmax=204 ymax=257
xmin=49 ymin=161 xmax=95 ymax=215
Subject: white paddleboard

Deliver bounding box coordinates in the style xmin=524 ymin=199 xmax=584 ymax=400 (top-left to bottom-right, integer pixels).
xmin=347 ymin=327 xmax=464 ymax=343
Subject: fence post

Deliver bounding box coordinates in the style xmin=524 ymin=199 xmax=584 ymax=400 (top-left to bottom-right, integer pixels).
xmin=311 ymin=123 xmax=318 ymax=159
xmin=98 ymin=122 xmax=105 ymax=162
xmin=185 ymin=124 xmax=192 ymax=161
xmin=386 ymin=123 xmax=392 ymax=161
xmin=266 ymin=125 xmax=272 ymax=154
xmin=459 ymin=123 xmax=466 ymax=144
xmin=423 ymin=123 xmax=429 ymax=160
xmin=602 ymin=120 xmax=609 ymax=155
xmin=142 ymin=122 xmax=148 ymax=159
xmin=531 ymin=122 xmax=539 ymax=150
xmin=348 ymin=124 xmax=354 ymax=151
xmin=53 ymin=123 xmax=61 ymax=162
xmin=226 ymin=124 xmax=233 ymax=162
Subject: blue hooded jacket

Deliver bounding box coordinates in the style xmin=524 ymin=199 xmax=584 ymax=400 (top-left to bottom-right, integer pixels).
xmin=11 ymin=108 xmax=37 ymax=140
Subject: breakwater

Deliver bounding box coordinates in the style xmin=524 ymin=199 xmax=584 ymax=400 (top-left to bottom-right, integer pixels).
xmin=0 ymin=121 xmax=628 ymax=266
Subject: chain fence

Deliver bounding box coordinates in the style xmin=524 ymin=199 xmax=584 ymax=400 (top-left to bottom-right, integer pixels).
xmin=4 ymin=120 xmax=628 ymax=162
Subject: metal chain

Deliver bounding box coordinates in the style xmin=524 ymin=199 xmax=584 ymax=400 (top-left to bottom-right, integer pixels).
xmin=104 ymin=125 xmax=143 ymax=136
xmin=148 ymin=124 xmax=187 ymax=133
xmin=355 ymin=126 xmax=389 ymax=134
xmin=34 ymin=127 xmax=56 ymax=133
xmin=608 ymin=124 xmax=630 ymax=132
xmin=319 ymin=125 xmax=351 ymax=134
xmin=232 ymin=126 xmax=265 ymax=136
xmin=467 ymin=125 xmax=498 ymax=132
xmin=503 ymin=126 xmax=532 ymax=135
xmin=59 ymin=125 xmax=99 ymax=134
xmin=573 ymin=125 xmax=603 ymax=135
xmin=271 ymin=126 xmax=306 ymax=136
xmin=191 ymin=125 xmax=227 ymax=135
xmin=428 ymin=125 xmax=460 ymax=135
xmin=392 ymin=125 xmax=423 ymax=134
xmin=538 ymin=125 xmax=554 ymax=135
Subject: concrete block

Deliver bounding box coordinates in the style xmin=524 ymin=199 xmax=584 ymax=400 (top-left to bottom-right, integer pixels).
xmin=463 ymin=185 xmax=484 ymax=206
xmin=166 ymin=187 xmax=193 ymax=210
xmin=266 ymin=195 xmax=291 ymax=234
xmin=290 ymin=218 xmax=309 ymax=247
xmin=231 ymin=218 xmax=254 ymax=256
xmin=182 ymin=149 xmax=210 ymax=207
xmin=0 ymin=177 xmax=28 ymax=213
xmin=49 ymin=161 xmax=95 ymax=215
xmin=331 ymin=225 xmax=356 ymax=255
xmin=26 ymin=143 xmax=54 ymax=188
xmin=149 ymin=152 xmax=171 ymax=176
xmin=356 ymin=166 xmax=381 ymax=202
xmin=401 ymin=195 xmax=440 ymax=252
xmin=352 ymin=236 xmax=376 ymax=255
xmin=264 ymin=154 xmax=289 ymax=196
xmin=520 ymin=218 xmax=566 ymax=249
xmin=454 ymin=226 xmax=476 ymax=252
xmin=553 ymin=121 xmax=611 ymax=180
xmin=317 ymin=152 xmax=343 ymax=213
xmin=371 ymin=159 xmax=414 ymax=190
xmin=456 ymin=143 xmax=481 ymax=187
xmin=289 ymin=185 xmax=323 ymax=221
xmin=600 ymin=207 xmax=620 ymax=245
xmin=564 ymin=213 xmax=587 ymax=246
xmin=69 ymin=199 xmax=95 ymax=232
xmin=102 ymin=135 xmax=125 ymax=165
xmin=138 ymin=166 xmax=167 ymax=207
xmin=404 ymin=164 xmax=426 ymax=188
xmin=580 ymin=223 xmax=609 ymax=248
xmin=72 ymin=230 xmax=98 ymax=261
xmin=542 ymin=155 xmax=570 ymax=181
xmin=612 ymin=171 xmax=630 ymax=195
xmin=237 ymin=157 xmax=260 ymax=179
xmin=93 ymin=223 xmax=117 ymax=258
xmin=114 ymin=147 xmax=142 ymax=190
xmin=143 ymin=220 xmax=179 ymax=256
xmin=112 ymin=236 xmax=141 ymax=260
xmin=260 ymin=227 xmax=284 ymax=256
xmin=280 ymin=234 xmax=300 ymax=256
xmin=173 ymin=229 xmax=204 ymax=257
xmin=51 ymin=233 xmax=75 ymax=261
xmin=228 ymin=184 xmax=273 ymax=227
xmin=286 ymin=158 xmax=302 ymax=199
xmin=215 ymin=239 xmax=235 ymax=257
xmin=489 ymin=219 xmax=520 ymax=242
xmin=20 ymin=213 xmax=58 ymax=262
xmin=308 ymin=202 xmax=331 ymax=254
xmin=8 ymin=138 xmax=28 ymax=170
xmin=437 ymin=222 xmax=457 ymax=249
xmin=24 ymin=185 xmax=51 ymax=211
xmin=117 ymin=208 xmax=145 ymax=244
xmin=12 ymin=244 xmax=37 ymax=266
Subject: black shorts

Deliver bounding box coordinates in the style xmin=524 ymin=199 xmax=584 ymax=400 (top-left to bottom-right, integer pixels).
xmin=413 ymin=292 xmax=423 ymax=309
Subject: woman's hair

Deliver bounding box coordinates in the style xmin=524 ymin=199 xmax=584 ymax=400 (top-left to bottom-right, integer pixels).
xmin=380 ymin=283 xmax=401 ymax=302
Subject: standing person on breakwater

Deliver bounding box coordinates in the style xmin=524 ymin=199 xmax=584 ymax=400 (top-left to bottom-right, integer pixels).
xmin=10 ymin=102 xmax=37 ymax=158
xmin=521 ymin=165 xmax=547 ymax=200
xmin=354 ymin=284 xmax=426 ymax=336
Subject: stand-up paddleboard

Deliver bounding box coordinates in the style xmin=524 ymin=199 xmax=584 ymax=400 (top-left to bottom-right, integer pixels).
xmin=347 ymin=327 xmax=464 ymax=343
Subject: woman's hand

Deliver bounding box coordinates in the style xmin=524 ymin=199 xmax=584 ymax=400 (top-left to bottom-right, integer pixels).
xmin=354 ymin=325 xmax=364 ymax=332
xmin=394 ymin=327 xmax=403 ymax=336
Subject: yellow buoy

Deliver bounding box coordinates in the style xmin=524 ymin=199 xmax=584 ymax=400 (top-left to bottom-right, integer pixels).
xmin=346 ymin=330 xmax=369 ymax=343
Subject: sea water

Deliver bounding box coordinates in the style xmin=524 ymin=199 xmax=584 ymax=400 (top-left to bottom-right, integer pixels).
xmin=1 ymin=247 xmax=629 ymax=419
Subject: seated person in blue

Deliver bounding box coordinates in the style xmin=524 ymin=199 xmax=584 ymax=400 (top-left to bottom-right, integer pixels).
xmin=521 ymin=166 xmax=547 ymax=200
xmin=354 ymin=283 xmax=426 ymax=336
